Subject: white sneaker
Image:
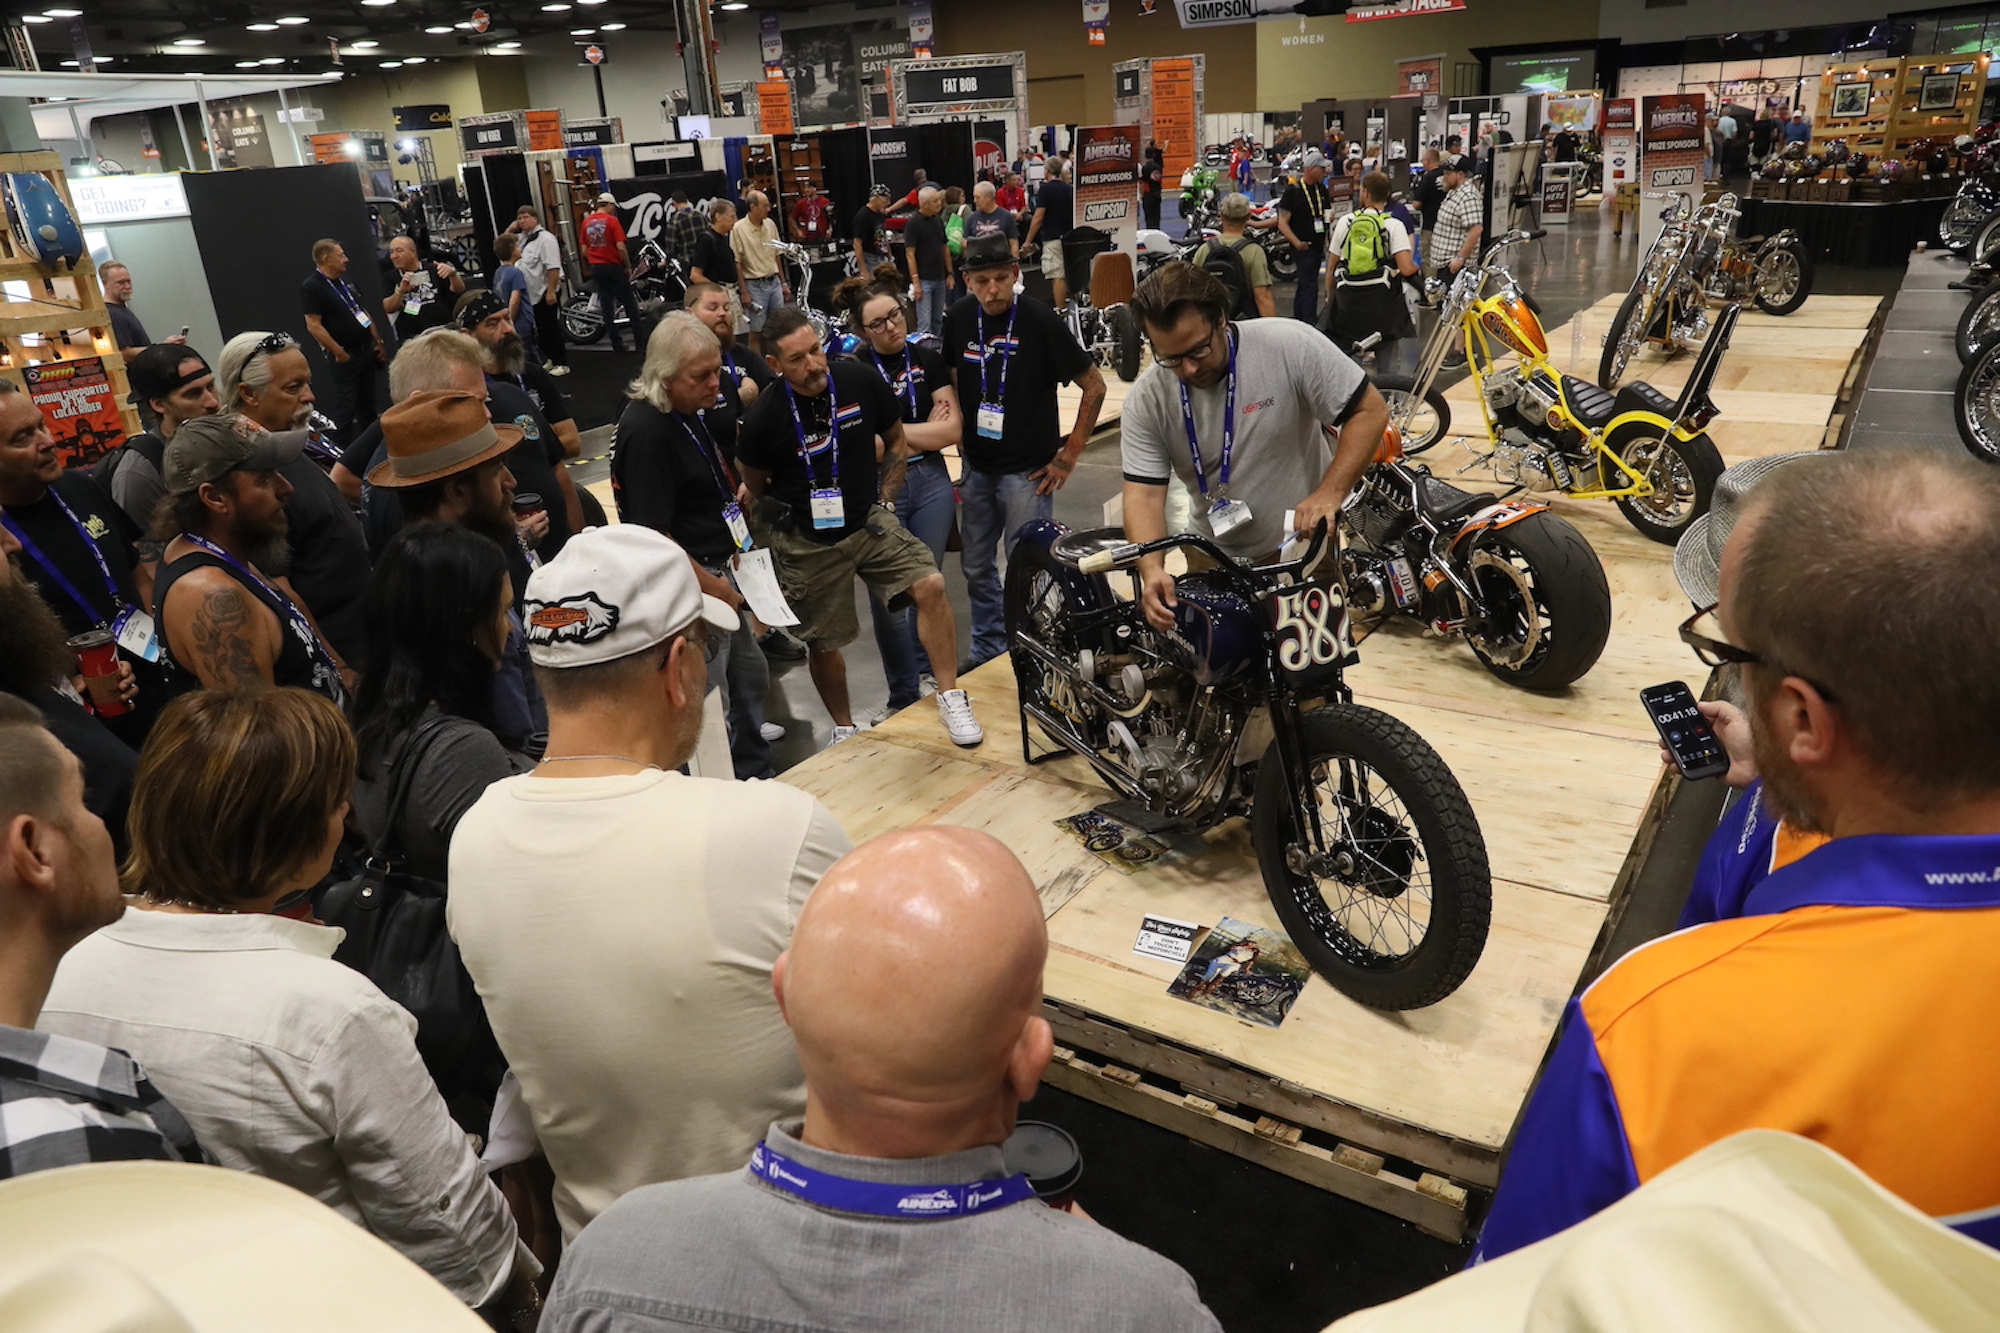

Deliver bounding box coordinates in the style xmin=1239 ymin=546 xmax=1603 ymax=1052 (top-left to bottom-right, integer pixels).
xmin=547 ymin=364 xmax=572 ymax=376
xmin=828 ymin=723 xmax=865 ymax=747
xmin=937 ymin=688 xmax=983 ymax=747
xmin=919 ymin=673 xmax=939 ymax=699
xmin=759 ymin=721 xmax=786 ymax=742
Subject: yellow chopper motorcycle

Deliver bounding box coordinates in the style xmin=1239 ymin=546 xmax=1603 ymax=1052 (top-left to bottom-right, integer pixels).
xmin=1376 ymin=228 xmax=1734 ymax=545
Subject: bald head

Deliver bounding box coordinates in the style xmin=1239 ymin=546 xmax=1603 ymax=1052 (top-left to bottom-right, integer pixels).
xmin=778 ymin=828 xmax=1052 ymax=1156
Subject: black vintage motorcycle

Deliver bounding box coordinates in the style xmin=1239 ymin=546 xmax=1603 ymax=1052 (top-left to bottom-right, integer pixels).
xmin=559 ymin=239 xmax=684 ymax=345
xmin=1006 ymin=521 xmax=1492 ymax=1011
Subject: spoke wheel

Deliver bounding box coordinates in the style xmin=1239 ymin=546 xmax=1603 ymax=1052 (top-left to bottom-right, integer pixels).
xmin=1371 ymin=373 xmax=1451 ymax=454
xmin=1954 ymin=342 xmax=2000 ymax=464
xmin=1608 ymin=426 xmax=1725 ymax=543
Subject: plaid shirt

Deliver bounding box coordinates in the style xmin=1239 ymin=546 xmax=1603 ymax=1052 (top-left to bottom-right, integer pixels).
xmin=1431 ymin=180 xmax=1484 ymax=271
xmin=664 ymin=204 xmax=707 ymax=268
xmin=0 ymin=1023 xmax=201 ymax=1178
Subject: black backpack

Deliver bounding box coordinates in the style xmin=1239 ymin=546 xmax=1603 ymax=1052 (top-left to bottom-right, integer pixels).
xmin=1202 ymin=237 xmax=1258 ymax=320
xmin=89 ymin=432 xmax=167 ymax=508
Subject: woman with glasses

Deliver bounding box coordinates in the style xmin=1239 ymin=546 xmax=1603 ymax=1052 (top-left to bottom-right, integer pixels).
xmin=834 ymin=268 xmax=962 ymax=714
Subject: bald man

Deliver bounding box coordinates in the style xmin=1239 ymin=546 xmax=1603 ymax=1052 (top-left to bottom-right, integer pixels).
xmin=543 ymin=828 xmax=1222 ymax=1333
xmin=731 ymin=190 xmax=787 ymax=353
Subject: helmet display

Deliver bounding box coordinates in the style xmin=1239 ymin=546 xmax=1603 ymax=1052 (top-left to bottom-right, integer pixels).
xmin=1782 ymin=140 xmax=1807 ymax=160
xmin=1978 ymin=123 xmax=1998 ymax=144
xmin=1847 ymin=153 xmax=1871 ymax=179
xmin=1801 ymin=154 xmax=1824 ymax=177
xmin=1824 ymin=138 xmax=1851 ymax=165
xmin=1956 ymin=133 xmax=1977 ymax=153
xmin=1908 ymin=139 xmax=1938 ymax=165
xmin=1761 ymin=155 xmax=1789 ymax=180
xmin=1878 ymin=159 xmax=1904 ymax=182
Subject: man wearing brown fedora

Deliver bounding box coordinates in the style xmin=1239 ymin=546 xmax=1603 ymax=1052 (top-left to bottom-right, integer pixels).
xmin=368 ymin=389 xmax=526 ymax=587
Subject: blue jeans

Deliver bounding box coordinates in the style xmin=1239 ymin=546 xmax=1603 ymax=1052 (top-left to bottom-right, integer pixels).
xmin=867 ymin=455 xmax=957 ymax=707
xmin=960 ymin=468 xmax=1052 ymax=666
xmin=914 ymin=278 xmax=950 ymax=339
xmin=704 ymin=573 xmax=775 ymax=780
xmin=1292 ymin=247 xmax=1323 ymax=325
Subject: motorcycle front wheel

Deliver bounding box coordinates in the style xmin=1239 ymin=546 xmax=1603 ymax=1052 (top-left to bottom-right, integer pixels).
xmin=560 ymin=295 xmax=606 ymax=345
xmin=1941 ymin=195 xmax=1989 ymax=253
xmin=1956 ymin=283 xmax=2000 ymax=364
xmin=1003 ymin=538 xmax=1085 ymax=714
xmin=1606 ymin=424 xmax=1724 ymax=544
xmin=1463 ymin=512 xmax=1613 ymax=691
xmin=1108 ymin=305 xmax=1143 ymax=383
xmin=1598 ymin=282 xmax=1650 ymax=389
xmin=1953 ymin=341 xmax=2000 ymax=464
xmin=1266 ymin=238 xmax=1299 ymax=283
xmin=1752 ymin=242 xmax=1812 ymax=316
xmin=1372 ymin=372 xmax=1451 ymax=454
xmin=1252 ymin=704 xmax=1491 ymax=1011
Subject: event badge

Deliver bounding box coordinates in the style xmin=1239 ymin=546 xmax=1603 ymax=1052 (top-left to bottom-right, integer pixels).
xmin=722 ymin=500 xmax=753 ymax=552
xmin=1314 ymin=216 xmax=1326 ymax=235
xmin=1209 ymin=496 xmax=1253 ymax=538
xmin=977 ymin=403 xmax=1005 ymax=439
xmin=354 ymin=310 xmax=372 ymax=329
xmin=405 ymin=297 xmax=422 ymax=316
xmin=810 ymin=488 xmax=845 ymax=530
xmin=112 ymin=607 xmax=161 ymax=662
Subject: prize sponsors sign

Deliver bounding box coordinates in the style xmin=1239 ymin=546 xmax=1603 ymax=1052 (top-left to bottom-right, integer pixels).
xmin=1641 ymin=93 xmax=1706 ymax=155
xmin=1076 ymin=125 xmax=1139 ymax=187
xmin=1083 ymin=198 xmax=1132 ymax=225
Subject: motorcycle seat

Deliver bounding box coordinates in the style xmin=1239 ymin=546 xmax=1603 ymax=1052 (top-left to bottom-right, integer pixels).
xmin=1420 ymin=476 xmax=1498 ymax=523
xmin=1561 ymin=375 xmax=1620 ymax=430
xmin=1739 ymin=234 xmax=1766 ymax=246
xmin=1612 ymin=381 xmax=1679 ymax=421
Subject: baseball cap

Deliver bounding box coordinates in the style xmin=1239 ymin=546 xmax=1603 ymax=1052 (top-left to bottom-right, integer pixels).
xmin=367 ymin=389 xmax=523 ymax=489
xmin=1219 ymin=192 xmax=1252 ymax=221
xmin=596 ymin=191 xmax=617 ymax=205
xmin=1673 ymin=452 xmax=1825 ymax=608
xmin=1302 ymin=150 xmax=1327 ymax=170
xmin=162 ymin=413 xmax=307 ymax=494
xmin=523 ymin=525 xmax=737 ymax=668
xmin=1445 ymin=154 xmax=1476 ymax=173
xmin=126 ymin=343 xmax=211 ymax=405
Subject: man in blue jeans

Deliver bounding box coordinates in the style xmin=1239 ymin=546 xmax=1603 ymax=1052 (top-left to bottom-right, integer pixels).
xmin=940 ymin=234 xmax=1105 ymax=668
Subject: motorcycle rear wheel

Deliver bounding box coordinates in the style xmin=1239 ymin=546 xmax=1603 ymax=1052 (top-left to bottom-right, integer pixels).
xmin=1607 ymin=424 xmax=1724 ymax=544
xmin=1266 ymin=236 xmax=1298 ymax=282
xmin=1109 ymin=304 xmax=1143 ymax=383
xmin=1252 ymin=703 xmax=1490 ymax=1011
xmin=1752 ymin=242 xmax=1812 ymax=317
xmin=1942 ymin=195 xmax=1990 ymax=252
xmin=1957 ymin=283 xmax=2000 ymax=364
xmin=1953 ymin=341 xmax=2000 ymax=464
xmin=1372 ymin=372 xmax=1451 ymax=455
xmin=1464 ymin=511 xmax=1612 ymax=691
xmin=560 ymin=295 xmax=607 ymax=345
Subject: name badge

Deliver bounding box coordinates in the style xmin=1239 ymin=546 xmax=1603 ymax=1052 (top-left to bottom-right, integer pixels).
xmin=810 ymin=488 xmax=845 ymax=530
xmin=1314 ymin=217 xmax=1327 ymax=235
xmin=112 ymin=606 xmax=161 ymax=662
xmin=405 ymin=298 xmax=422 ymax=315
xmin=977 ymin=403 xmax=1005 ymax=439
xmin=722 ymin=501 xmax=753 ymax=551
xmin=354 ymin=310 xmax=372 ymax=329
xmin=1209 ymin=496 xmax=1254 ymax=538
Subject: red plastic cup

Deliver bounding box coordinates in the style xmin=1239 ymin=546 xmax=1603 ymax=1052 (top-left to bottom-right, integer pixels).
xmin=68 ymin=629 xmax=128 ymax=717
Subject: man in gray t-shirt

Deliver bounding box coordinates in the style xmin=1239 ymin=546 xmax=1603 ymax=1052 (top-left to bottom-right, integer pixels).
xmin=1121 ymin=262 xmax=1388 ymax=630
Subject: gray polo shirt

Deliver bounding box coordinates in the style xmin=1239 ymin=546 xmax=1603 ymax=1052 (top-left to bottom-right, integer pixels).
xmin=542 ymin=1121 xmax=1222 ymax=1333
xmin=1120 ymin=317 xmax=1367 ymax=559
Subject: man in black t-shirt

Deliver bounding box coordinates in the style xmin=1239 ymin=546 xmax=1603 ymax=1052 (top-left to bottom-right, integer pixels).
xmin=380 ymin=236 xmax=464 ymax=344
xmin=1141 ymin=145 xmax=1165 ymax=231
xmin=1022 ymin=163 xmax=1077 ymax=306
xmin=610 ymin=311 xmax=776 ymax=779
xmin=100 ymin=262 xmax=179 ymax=365
xmin=903 ymin=188 xmax=954 ymax=340
xmin=455 ymin=290 xmax=582 ymax=461
xmin=299 ymin=238 xmax=388 ymax=443
xmin=690 ymin=201 xmax=744 ymax=340
xmin=940 ymin=235 xmax=1103 ymax=667
xmin=851 ymin=185 xmax=895 ymax=272
xmin=735 ymin=308 xmax=981 ymax=748
xmin=1278 ymin=153 xmax=1331 ymax=326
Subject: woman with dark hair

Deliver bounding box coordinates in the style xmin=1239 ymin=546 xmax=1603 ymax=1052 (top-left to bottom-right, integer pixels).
xmin=833 ymin=271 xmax=962 ymax=716
xmin=351 ymin=520 xmax=530 ymax=879
xmin=38 ymin=687 xmax=540 ymax=1318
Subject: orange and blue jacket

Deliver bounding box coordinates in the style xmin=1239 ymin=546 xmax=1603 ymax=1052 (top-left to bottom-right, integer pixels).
xmin=1677 ymin=780 xmax=1830 ymax=929
xmin=1478 ymin=829 xmax=2000 ymax=1260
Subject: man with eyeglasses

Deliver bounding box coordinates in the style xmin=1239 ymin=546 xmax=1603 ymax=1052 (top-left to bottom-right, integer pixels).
xmin=1118 ymin=261 xmax=1388 ymax=633
xmin=449 ymin=523 xmax=851 ymax=1243
xmin=1480 ymin=448 xmax=2000 ymax=1262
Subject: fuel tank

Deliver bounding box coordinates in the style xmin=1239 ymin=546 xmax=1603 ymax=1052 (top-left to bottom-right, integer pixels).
xmin=1163 ymin=575 xmax=1260 ymax=686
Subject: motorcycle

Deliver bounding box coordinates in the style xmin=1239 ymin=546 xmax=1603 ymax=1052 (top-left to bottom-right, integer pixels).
xmin=1388 ymin=228 xmax=1732 ymax=545
xmin=559 ymin=238 xmax=684 ymax=345
xmin=1049 ymin=228 xmax=1144 ymax=382
xmin=1339 ymin=422 xmax=1613 ymax=692
xmin=1956 ymin=278 xmax=2000 ymax=364
xmin=1006 ymin=520 xmax=1492 ymax=1010
xmin=771 ymin=239 xmax=838 ymax=346
xmin=1951 ymin=336 xmax=2000 ymax=464
xmin=1938 ymin=169 xmax=1999 ymax=255
xmin=1599 ymin=191 xmax=1810 ymax=390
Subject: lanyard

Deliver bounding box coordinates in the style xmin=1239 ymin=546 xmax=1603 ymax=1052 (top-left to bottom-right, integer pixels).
xmin=677 ymin=410 xmax=739 ymax=499
xmin=179 ymin=533 xmax=339 ymax=678
xmin=1305 ymin=182 xmax=1325 ymax=217
xmin=326 ymin=274 xmax=365 ymax=320
xmin=785 ymin=378 xmax=841 ymax=491
xmin=1 ymin=489 xmax=124 ymax=626
xmin=719 ymin=351 xmax=740 ymax=407
xmin=976 ymin=302 xmax=1020 ymax=405
xmin=870 ymin=348 xmax=920 ymax=420
xmin=1179 ymin=330 xmax=1238 ymax=498
xmin=749 ymin=1142 xmax=1038 ymax=1220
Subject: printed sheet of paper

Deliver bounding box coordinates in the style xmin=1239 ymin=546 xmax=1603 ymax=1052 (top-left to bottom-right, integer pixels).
xmin=730 ymin=547 xmax=798 ymax=626
xmin=1133 ymin=914 xmax=1201 ymax=964
xmin=1054 ymin=811 xmax=1180 ymax=874
xmin=1166 ymin=916 xmax=1312 ymax=1029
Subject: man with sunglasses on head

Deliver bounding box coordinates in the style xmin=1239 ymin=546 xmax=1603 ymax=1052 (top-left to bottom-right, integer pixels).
xmin=1117 ymin=261 xmax=1389 ymax=634
xmin=1480 ymin=449 xmax=2000 ymax=1262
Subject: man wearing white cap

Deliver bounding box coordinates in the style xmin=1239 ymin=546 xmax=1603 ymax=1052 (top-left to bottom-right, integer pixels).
xmin=449 ymin=524 xmax=851 ymax=1242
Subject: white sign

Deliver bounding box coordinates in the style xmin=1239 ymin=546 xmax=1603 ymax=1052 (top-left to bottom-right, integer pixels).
xmin=69 ymin=173 xmax=189 ymax=224
xmin=1082 ymin=197 xmax=1131 ymax=224
xmin=279 ymin=106 xmax=325 ymax=124
xmin=1133 ymin=915 xmax=1200 ymax=964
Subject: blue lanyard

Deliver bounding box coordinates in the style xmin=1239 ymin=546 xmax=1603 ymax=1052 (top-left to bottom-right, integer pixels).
xmin=676 ymin=410 xmax=739 ymax=500
xmin=326 ymin=274 xmax=365 ymax=319
xmin=976 ymin=302 xmax=1020 ymax=405
xmin=1178 ymin=330 xmax=1238 ymax=498
xmin=870 ymin=348 xmax=920 ymax=420
xmin=749 ymin=1142 xmax=1038 ymax=1219
xmin=785 ymin=378 xmax=841 ymax=491
xmin=180 ymin=533 xmax=339 ymax=678
xmin=1 ymin=489 xmax=125 ymax=626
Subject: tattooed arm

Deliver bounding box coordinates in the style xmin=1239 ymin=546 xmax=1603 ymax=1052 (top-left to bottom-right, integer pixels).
xmin=165 ymin=569 xmax=281 ymax=690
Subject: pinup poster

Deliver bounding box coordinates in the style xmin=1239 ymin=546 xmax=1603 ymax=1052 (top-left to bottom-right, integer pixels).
xmin=25 ymin=356 xmax=128 ymax=468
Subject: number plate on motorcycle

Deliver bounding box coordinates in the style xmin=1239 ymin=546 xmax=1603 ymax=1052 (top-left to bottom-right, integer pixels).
xmin=1267 ymin=584 xmax=1353 ymax=685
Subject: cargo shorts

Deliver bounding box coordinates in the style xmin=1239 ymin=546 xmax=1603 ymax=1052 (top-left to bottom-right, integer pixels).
xmin=757 ymin=503 xmax=939 ymax=652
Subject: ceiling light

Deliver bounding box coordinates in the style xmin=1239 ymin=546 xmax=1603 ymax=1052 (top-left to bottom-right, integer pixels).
xmin=570 ymin=26 xmax=594 ymax=34
xmin=19 ymin=13 xmax=50 ymax=21
xmin=246 ymin=21 xmax=278 ymax=29
xmin=576 ymin=0 xmax=607 ymax=6
xmin=361 ymin=0 xmax=397 ymax=4
xmin=720 ymin=1 xmax=748 ymax=8
xmin=495 ymin=39 xmax=521 ymax=48
xmin=43 ymin=7 xmax=82 ymax=16
xmin=380 ymin=59 xmax=402 ymax=67
xmin=351 ymin=38 xmax=378 ymax=47
xmin=403 ymin=54 xmax=425 ymax=62
xmin=235 ymin=58 xmax=259 ymax=67
xmin=274 ymin=15 xmax=309 ymax=24
xmin=598 ymin=21 xmax=624 ymax=29
xmin=59 ymin=56 xmax=112 ymax=64
xmin=541 ymin=3 xmax=571 ymax=10
xmin=260 ymin=56 xmax=284 ymax=64
xmin=425 ymin=24 xmax=452 ymax=32
xmin=171 ymin=37 xmax=205 ymax=46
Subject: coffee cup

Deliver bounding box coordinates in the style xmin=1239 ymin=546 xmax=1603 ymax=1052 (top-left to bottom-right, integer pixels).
xmin=68 ymin=628 xmax=128 ymax=718
xmin=512 ymin=492 xmax=546 ymax=519
xmin=1002 ymin=1120 xmax=1083 ymax=1212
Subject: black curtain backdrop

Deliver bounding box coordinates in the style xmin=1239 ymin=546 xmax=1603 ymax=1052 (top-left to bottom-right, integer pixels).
xmin=604 ymin=172 xmax=728 ymax=249
xmin=914 ymin=122 xmax=975 ymax=198
xmin=182 ymin=163 xmax=379 ymax=392
xmin=464 ymin=154 xmax=533 ymax=283
xmin=821 ymin=126 xmax=873 ymax=242
xmin=869 ymin=126 xmax=920 ymax=196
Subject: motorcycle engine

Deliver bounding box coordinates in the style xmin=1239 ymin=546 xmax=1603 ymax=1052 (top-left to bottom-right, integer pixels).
xmin=1076 ymin=633 xmax=1241 ymax=816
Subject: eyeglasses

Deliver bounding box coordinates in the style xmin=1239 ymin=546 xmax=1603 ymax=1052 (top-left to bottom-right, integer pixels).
xmin=1152 ymin=322 xmax=1225 ymax=370
xmin=257 ymin=332 xmax=296 ymax=355
xmin=1678 ymin=605 xmax=1759 ymax=669
xmin=861 ymin=308 xmax=906 ymax=335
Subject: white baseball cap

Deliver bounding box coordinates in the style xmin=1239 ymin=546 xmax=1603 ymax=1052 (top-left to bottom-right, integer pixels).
xmin=523 ymin=525 xmax=738 ymax=668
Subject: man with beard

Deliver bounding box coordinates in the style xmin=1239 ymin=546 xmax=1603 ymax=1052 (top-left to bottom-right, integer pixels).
xmin=1479 ymin=450 xmax=2000 ymax=1261
xmin=0 ymin=380 xmax=177 ymax=746
xmin=454 ymin=291 xmax=585 ymax=555
xmin=0 ymin=525 xmax=137 ymax=848
xmin=455 ymin=289 xmax=582 ymax=461
xmin=214 ymin=331 xmax=371 ymax=673
xmin=92 ymin=342 xmax=220 ymax=550
xmin=151 ymin=414 xmax=347 ymax=704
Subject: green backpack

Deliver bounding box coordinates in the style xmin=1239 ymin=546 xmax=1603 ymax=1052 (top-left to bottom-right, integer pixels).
xmin=1343 ymin=209 xmax=1388 ymax=280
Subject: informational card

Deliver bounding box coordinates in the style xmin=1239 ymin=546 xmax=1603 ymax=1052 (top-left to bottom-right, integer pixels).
xmin=1167 ymin=916 xmax=1312 ymax=1029
xmin=25 ymin=357 xmax=127 ymax=469
xmin=1132 ymin=914 xmax=1201 ymax=964
xmin=729 ymin=547 xmax=798 ymax=627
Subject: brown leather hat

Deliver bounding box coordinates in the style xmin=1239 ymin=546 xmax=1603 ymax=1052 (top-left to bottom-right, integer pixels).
xmin=366 ymin=389 xmax=523 ymax=489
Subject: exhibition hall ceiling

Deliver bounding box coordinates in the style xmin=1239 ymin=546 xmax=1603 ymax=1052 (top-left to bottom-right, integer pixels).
xmin=7 ymin=0 xmax=879 ymax=74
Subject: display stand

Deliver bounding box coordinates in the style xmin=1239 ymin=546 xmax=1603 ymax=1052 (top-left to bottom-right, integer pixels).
xmin=0 ymin=151 xmax=140 ymax=465
xmin=1812 ymin=56 xmax=1987 ymax=159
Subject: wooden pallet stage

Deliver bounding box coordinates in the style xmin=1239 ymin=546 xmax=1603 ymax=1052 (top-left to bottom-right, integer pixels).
xmin=770 ymin=294 xmax=1882 ymax=1242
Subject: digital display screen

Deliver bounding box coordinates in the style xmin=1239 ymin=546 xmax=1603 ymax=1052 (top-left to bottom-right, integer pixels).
xmin=1493 ymin=50 xmax=1596 ymax=96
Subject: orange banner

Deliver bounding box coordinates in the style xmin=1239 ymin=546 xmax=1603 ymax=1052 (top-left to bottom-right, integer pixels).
xmin=1151 ymin=58 xmax=1197 ymax=180
xmin=26 ymin=357 xmax=127 ymax=469
xmin=306 ymin=132 xmax=354 ymax=165
xmin=757 ymin=81 xmax=795 ymax=137
xmin=524 ymin=109 xmax=564 ymax=152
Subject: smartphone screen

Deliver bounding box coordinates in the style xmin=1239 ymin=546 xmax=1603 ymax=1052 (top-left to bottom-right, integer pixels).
xmin=1641 ymin=681 xmax=1730 ymax=781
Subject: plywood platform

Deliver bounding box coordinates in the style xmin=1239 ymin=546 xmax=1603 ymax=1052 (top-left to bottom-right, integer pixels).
xmin=776 ymin=292 xmax=1882 ymax=1240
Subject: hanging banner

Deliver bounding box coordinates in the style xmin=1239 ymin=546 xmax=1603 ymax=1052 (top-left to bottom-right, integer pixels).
xmin=1603 ymin=97 xmax=1637 ymax=190
xmin=760 ymin=12 xmax=784 ymax=80
xmin=1150 ymin=57 xmax=1198 ymax=179
xmin=1073 ymin=123 xmax=1142 ymax=250
xmin=1347 ymin=0 xmax=1465 ymax=20
xmin=1084 ymin=0 xmax=1109 ymax=44
xmin=757 ymin=80 xmax=796 ymax=136
xmin=564 ymin=117 xmax=624 ymax=147
xmin=458 ymin=111 xmax=522 ymax=157
xmin=1396 ymin=56 xmax=1442 ymax=98
xmin=909 ymin=0 xmax=933 ymax=59
xmin=1640 ymin=92 xmax=1705 ymax=250
xmin=26 ymin=357 xmax=126 ymax=469
xmin=393 ymin=104 xmax=454 ymax=133
xmin=524 ymin=109 xmax=565 ymax=152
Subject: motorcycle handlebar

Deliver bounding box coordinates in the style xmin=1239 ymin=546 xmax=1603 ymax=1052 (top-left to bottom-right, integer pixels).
xmin=1073 ymin=521 xmax=1331 ymax=581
